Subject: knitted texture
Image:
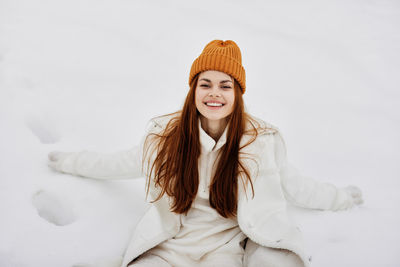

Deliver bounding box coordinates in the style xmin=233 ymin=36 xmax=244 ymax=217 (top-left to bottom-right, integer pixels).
xmin=189 ymin=40 xmax=246 ymax=94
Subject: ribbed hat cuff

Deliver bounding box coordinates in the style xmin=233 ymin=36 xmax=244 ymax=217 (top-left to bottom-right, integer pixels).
xmin=189 ymin=53 xmax=246 ymax=93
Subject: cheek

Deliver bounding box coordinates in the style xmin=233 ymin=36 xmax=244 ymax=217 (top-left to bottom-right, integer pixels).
xmin=227 ymin=94 xmax=235 ymax=109
xmin=195 ymin=90 xmax=204 ymax=108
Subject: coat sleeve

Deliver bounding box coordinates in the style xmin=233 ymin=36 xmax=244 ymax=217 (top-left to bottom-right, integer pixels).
xmin=274 ymin=131 xmax=354 ymax=211
xmin=56 ymin=119 xmax=162 ymax=180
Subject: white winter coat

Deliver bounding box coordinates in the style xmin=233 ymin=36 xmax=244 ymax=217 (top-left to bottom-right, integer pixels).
xmin=56 ymin=114 xmax=354 ymax=267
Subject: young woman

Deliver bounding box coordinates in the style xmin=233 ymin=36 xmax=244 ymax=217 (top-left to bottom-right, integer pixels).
xmin=48 ymin=40 xmax=363 ymax=267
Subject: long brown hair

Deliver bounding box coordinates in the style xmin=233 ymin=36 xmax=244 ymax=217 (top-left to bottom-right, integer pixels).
xmin=142 ymin=73 xmax=264 ymax=218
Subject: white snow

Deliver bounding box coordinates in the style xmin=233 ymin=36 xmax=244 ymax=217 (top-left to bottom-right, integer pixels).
xmin=1 ymin=0 xmax=399 ymax=266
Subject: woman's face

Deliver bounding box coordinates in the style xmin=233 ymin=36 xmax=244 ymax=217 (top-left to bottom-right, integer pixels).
xmin=195 ymin=70 xmax=235 ymax=124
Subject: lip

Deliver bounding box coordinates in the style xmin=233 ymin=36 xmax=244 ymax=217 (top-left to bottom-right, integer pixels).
xmin=204 ymin=100 xmax=224 ymax=104
xmin=204 ymin=102 xmax=224 ymax=110
xmin=204 ymin=100 xmax=225 ymax=105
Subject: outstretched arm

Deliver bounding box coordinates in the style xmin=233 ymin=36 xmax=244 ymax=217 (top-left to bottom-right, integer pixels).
xmin=48 ymin=142 xmax=144 ymax=180
xmin=47 ymin=119 xmax=162 ymax=180
xmin=274 ymin=131 xmax=363 ymax=211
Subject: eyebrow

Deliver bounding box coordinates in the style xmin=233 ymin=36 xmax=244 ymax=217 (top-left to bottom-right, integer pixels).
xmin=199 ymin=78 xmax=233 ymax=84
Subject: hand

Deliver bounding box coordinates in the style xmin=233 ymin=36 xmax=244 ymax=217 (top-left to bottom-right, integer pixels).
xmin=48 ymin=151 xmax=68 ymax=172
xmin=343 ymin=185 xmax=364 ymax=207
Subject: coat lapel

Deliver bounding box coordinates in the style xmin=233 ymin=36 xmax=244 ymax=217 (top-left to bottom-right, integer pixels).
xmin=198 ymin=118 xmax=229 ymax=153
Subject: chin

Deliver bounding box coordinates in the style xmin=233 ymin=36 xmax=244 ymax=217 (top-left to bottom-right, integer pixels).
xmin=203 ymin=113 xmax=229 ymax=121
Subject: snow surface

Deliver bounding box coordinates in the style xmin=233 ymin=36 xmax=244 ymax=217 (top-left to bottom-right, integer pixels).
xmin=1 ymin=0 xmax=399 ymax=266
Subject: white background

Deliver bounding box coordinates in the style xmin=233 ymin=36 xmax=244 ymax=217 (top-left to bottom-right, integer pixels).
xmin=1 ymin=0 xmax=399 ymax=266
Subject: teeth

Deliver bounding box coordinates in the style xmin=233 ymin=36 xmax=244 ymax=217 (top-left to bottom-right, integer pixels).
xmin=206 ymin=102 xmax=223 ymax=107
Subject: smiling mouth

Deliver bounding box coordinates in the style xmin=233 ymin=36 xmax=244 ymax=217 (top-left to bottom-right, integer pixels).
xmin=204 ymin=102 xmax=225 ymax=107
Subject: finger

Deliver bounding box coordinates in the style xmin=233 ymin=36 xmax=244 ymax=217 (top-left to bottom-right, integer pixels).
xmin=47 ymin=160 xmax=58 ymax=171
xmin=351 ymin=196 xmax=363 ymax=205
xmin=351 ymin=187 xmax=362 ymax=196
xmin=354 ymin=198 xmax=364 ymax=205
xmin=347 ymin=186 xmax=362 ymax=197
xmin=49 ymin=151 xmax=62 ymax=161
xmin=48 ymin=152 xmax=57 ymax=161
xmin=351 ymin=190 xmax=361 ymax=198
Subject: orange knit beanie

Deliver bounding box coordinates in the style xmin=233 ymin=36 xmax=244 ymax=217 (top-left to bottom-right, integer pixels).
xmin=189 ymin=40 xmax=246 ymax=94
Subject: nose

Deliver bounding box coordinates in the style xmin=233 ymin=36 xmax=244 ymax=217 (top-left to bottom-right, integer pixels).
xmin=208 ymin=86 xmax=221 ymax=97
xmin=208 ymin=92 xmax=221 ymax=97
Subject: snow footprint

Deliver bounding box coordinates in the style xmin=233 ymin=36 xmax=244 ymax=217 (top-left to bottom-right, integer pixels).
xmin=31 ymin=190 xmax=76 ymax=226
xmin=25 ymin=115 xmax=61 ymax=144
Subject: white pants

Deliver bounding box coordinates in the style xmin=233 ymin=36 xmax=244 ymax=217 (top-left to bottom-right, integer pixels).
xmin=128 ymin=252 xmax=171 ymax=267
xmin=128 ymin=252 xmax=242 ymax=267
xmin=128 ymin=240 xmax=304 ymax=267
xmin=243 ymin=239 xmax=304 ymax=267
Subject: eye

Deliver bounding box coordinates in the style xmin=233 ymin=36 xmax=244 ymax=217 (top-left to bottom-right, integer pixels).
xmin=222 ymin=86 xmax=232 ymax=89
xmin=200 ymin=84 xmax=210 ymax=88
